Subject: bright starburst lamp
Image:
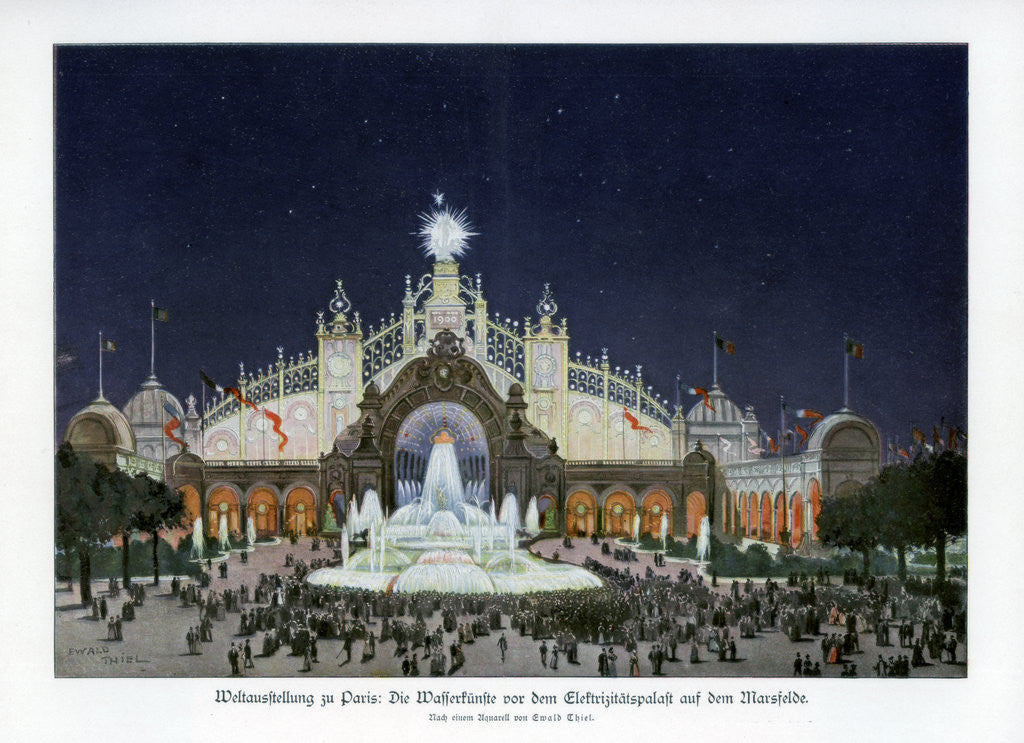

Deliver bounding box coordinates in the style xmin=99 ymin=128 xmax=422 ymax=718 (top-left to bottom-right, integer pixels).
xmin=417 ymin=200 xmax=478 ymax=262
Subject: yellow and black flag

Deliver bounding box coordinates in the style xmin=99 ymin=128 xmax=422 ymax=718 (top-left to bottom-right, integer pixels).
xmin=153 ymin=306 xmax=169 ymax=322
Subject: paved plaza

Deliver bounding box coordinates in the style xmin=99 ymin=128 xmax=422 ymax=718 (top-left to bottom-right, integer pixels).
xmin=55 ymin=537 xmax=966 ymax=679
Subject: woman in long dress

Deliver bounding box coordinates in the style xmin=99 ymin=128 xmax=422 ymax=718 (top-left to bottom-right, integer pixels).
xmin=690 ymin=639 xmax=699 ymax=663
xmin=607 ymin=648 xmax=618 ymax=676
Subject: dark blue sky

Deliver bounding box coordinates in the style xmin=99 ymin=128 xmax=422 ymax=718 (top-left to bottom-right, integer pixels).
xmin=55 ymin=44 xmax=967 ymax=451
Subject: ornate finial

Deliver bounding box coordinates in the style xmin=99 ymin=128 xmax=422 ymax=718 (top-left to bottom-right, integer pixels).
xmin=238 ymin=361 xmax=245 ymax=377
xmin=329 ymin=279 xmax=352 ymax=321
xmin=536 ymin=282 xmax=558 ymax=319
xmin=316 ymin=311 xmax=325 ymax=332
xmin=277 ymin=346 xmax=284 ymax=360
xmin=185 ymin=393 xmax=197 ymax=415
xmin=475 ymin=272 xmax=482 ymax=291
xmin=416 ymin=197 xmax=477 ymax=261
xmin=601 ymin=347 xmax=608 ymax=361
xmin=636 ymin=365 xmax=643 ymax=380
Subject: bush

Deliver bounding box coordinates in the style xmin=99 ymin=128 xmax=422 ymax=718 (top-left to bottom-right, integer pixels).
xmin=56 ymin=537 xmax=201 ymax=580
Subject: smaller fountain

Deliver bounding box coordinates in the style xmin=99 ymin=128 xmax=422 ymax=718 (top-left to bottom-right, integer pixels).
xmin=632 ymin=512 xmax=641 ymax=543
xmin=190 ymin=517 xmax=205 ymax=560
xmin=340 ymin=529 xmax=349 ymax=568
xmin=246 ymin=516 xmax=256 ymax=546
xmin=696 ymin=516 xmax=711 ymax=564
xmin=525 ymin=496 xmax=540 ymax=534
xmin=660 ymin=512 xmax=669 ymax=552
xmin=218 ymin=513 xmax=229 ymax=551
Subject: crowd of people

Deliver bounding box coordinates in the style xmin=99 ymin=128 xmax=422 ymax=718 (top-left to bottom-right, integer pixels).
xmin=80 ymin=532 xmax=966 ymax=679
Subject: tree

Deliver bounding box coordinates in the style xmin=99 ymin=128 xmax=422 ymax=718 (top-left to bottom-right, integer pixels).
xmin=917 ymin=450 xmax=967 ymax=583
xmin=816 ymin=485 xmax=881 ymax=575
xmin=55 ymin=443 xmax=114 ymax=604
xmin=96 ymin=465 xmax=140 ymax=589
xmin=132 ymin=472 xmax=186 ymax=585
xmin=873 ymin=464 xmax=929 ymax=583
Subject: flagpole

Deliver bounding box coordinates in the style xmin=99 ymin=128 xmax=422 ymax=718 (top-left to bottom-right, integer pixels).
xmin=712 ymin=330 xmax=718 ymax=387
xmin=150 ymin=299 xmax=156 ymax=377
xmin=201 ymin=383 xmax=206 ymax=457
xmin=843 ymin=333 xmax=849 ymax=409
xmin=98 ymin=331 xmax=103 ymax=398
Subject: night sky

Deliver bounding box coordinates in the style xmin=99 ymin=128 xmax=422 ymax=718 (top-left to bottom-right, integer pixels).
xmin=54 ymin=45 xmax=967 ymax=452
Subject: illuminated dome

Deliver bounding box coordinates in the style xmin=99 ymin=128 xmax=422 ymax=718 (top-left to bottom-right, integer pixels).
xmin=122 ymin=375 xmax=185 ymax=460
xmin=686 ymin=384 xmax=744 ymax=423
xmin=64 ymin=395 xmax=137 ymax=456
xmin=805 ymin=409 xmax=881 ymax=454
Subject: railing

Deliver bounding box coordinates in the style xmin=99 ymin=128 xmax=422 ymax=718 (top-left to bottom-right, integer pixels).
xmin=567 ymin=361 xmax=672 ymax=428
xmin=204 ymin=459 xmax=319 ymax=468
xmin=485 ymin=318 xmax=525 ymax=382
xmin=567 ymin=459 xmax=681 ymax=467
xmin=203 ymin=352 xmax=319 ymax=426
xmin=362 ymin=317 xmax=404 ymax=383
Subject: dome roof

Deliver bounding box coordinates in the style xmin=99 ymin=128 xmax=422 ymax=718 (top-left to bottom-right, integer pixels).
xmin=805 ymin=408 xmax=881 ymax=453
xmin=122 ymin=375 xmax=184 ymax=427
xmin=686 ymin=385 xmax=744 ymax=423
xmin=64 ymin=395 xmax=136 ymax=452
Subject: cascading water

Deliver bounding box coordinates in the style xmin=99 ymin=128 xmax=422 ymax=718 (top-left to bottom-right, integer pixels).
xmin=218 ymin=513 xmax=229 ymax=551
xmin=660 ymin=512 xmax=669 ymax=551
xmin=525 ymin=496 xmax=540 ymax=533
xmin=247 ymin=516 xmax=257 ymax=546
xmin=696 ymin=516 xmax=711 ymax=563
xmin=190 ymin=517 xmax=205 ymax=560
xmin=632 ymin=512 xmax=641 ymax=543
xmin=305 ymin=426 xmax=602 ymax=594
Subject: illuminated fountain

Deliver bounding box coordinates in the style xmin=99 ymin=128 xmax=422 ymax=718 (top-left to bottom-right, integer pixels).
xmin=307 ymin=427 xmax=602 ymax=594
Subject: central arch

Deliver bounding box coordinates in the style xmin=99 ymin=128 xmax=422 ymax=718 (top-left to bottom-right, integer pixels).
xmin=566 ymin=490 xmax=597 ymax=536
xmin=604 ymin=491 xmax=635 ymax=537
xmin=207 ymin=485 xmax=241 ymax=538
xmin=686 ymin=491 xmax=707 ymax=537
xmin=393 ymin=400 xmax=490 ymax=507
xmin=642 ymin=490 xmax=673 ymax=537
xmin=285 ymin=486 xmax=317 ymax=536
xmin=791 ymin=493 xmax=804 ymax=547
xmin=760 ymin=492 xmax=773 ymax=542
xmin=775 ymin=492 xmax=788 ymax=545
xmin=247 ymin=487 xmax=279 ymax=537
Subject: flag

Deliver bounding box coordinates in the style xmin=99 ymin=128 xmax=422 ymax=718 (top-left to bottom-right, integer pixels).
xmin=763 ymin=431 xmax=778 ymax=454
xmin=795 ymin=408 xmax=824 ymax=429
xmin=262 ymin=408 xmax=289 ymax=452
xmin=912 ymin=426 xmax=926 ymax=444
xmin=623 ymin=408 xmax=653 ymax=433
xmin=687 ymin=386 xmax=716 ymax=413
xmin=200 ymin=369 xmax=257 ymax=410
xmin=947 ymin=426 xmax=958 ymax=451
xmin=747 ymin=436 xmax=765 ymax=456
xmin=795 ymin=423 xmax=809 ymax=446
xmin=897 ymin=446 xmax=911 ymax=460
xmin=718 ymin=436 xmax=732 ymax=453
xmin=715 ymin=335 xmax=736 ymax=355
xmin=845 ymin=339 xmax=864 ymax=359
xmin=153 ymin=306 xmax=169 ymax=322
xmin=162 ymin=402 xmax=184 ymax=446
xmin=933 ymin=425 xmax=943 ymax=449
xmin=101 ymin=339 xmax=116 ymax=352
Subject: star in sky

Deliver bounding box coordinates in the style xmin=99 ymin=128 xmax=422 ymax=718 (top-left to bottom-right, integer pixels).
xmin=432 ymin=191 xmax=445 ymax=206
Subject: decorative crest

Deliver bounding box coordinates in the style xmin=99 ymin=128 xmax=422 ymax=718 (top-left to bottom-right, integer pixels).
xmin=536 ymin=282 xmax=558 ymax=318
xmin=415 ymin=197 xmax=478 ymax=262
xmin=276 ymin=346 xmax=284 ymax=359
xmin=329 ymin=279 xmax=353 ymax=319
xmin=185 ymin=393 xmax=197 ymax=416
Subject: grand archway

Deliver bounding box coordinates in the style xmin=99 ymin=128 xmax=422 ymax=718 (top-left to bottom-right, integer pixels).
xmin=748 ymin=494 xmax=758 ymax=538
xmin=642 ymin=490 xmax=673 ymax=537
xmin=791 ymin=493 xmax=804 ymax=547
xmin=760 ymin=492 xmax=773 ymax=542
xmin=285 ymin=486 xmax=317 ymax=536
xmin=686 ymin=491 xmax=706 ymax=537
xmin=179 ymin=485 xmax=201 ymax=524
xmin=537 ymin=494 xmax=558 ymax=531
xmin=207 ymin=485 xmax=241 ymax=537
xmin=739 ymin=493 xmax=748 ymax=536
xmin=247 ymin=487 xmax=279 ymax=537
xmin=604 ymin=491 xmax=635 ymax=537
xmin=775 ymin=492 xmax=788 ymax=545
xmin=566 ymin=490 xmax=597 ymax=537
xmin=393 ymin=400 xmax=490 ymax=507
xmin=809 ymin=479 xmax=822 ymax=541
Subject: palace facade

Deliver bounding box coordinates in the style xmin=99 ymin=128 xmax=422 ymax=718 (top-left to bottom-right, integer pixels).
xmin=63 ymin=249 xmax=880 ymax=553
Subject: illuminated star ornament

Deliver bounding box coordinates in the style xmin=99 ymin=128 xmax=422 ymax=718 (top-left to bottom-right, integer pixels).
xmin=432 ymin=190 xmax=445 ymax=206
xmin=416 ymin=197 xmax=478 ymax=262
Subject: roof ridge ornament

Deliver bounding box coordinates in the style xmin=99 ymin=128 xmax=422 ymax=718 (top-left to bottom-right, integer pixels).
xmin=536 ymin=282 xmax=558 ymax=319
